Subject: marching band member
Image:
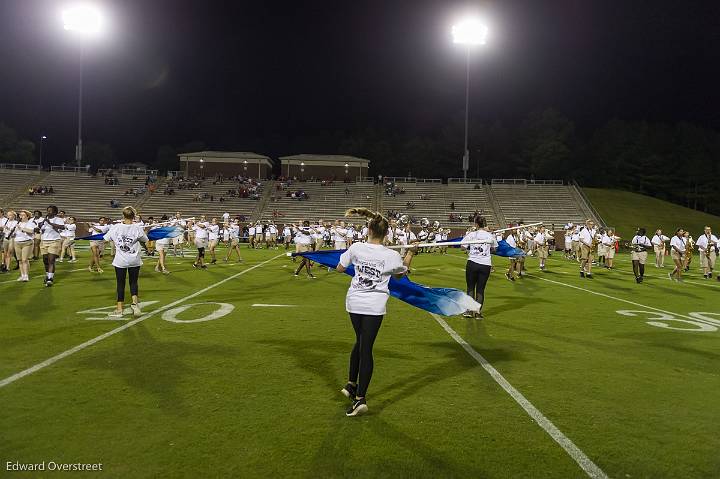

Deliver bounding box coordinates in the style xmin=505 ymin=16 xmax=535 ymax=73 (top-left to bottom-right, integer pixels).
xmin=267 ymin=222 xmax=278 ymax=249
xmin=32 ymin=210 xmax=43 ymax=260
xmin=504 ymin=229 xmax=518 ymax=281
xmin=578 ymin=219 xmax=596 ymax=278
xmin=2 ymin=210 xmax=18 ymax=273
xmin=88 ymin=217 xmax=109 ymax=273
xmin=58 ymin=216 xmax=77 ymax=263
xmin=515 ymin=224 xmax=529 ymax=277
xmin=651 ymin=229 xmax=667 ymax=268
xmin=38 ymin=205 xmax=65 ymax=287
xmin=346 ymin=223 xmax=356 ymax=247
xmin=334 ymin=221 xmax=349 ymax=250
xmin=192 ymin=219 xmax=209 ymax=269
xmin=293 ymin=221 xmax=315 ymax=278
xmin=534 ymin=225 xmax=550 ymax=271
xmin=312 ymin=222 xmax=324 ymax=251
xmin=696 ymin=226 xmax=718 ymax=279
xmin=417 ymin=218 xmax=430 ymax=253
xmin=254 ymin=221 xmax=264 ymax=249
xmin=171 ymin=212 xmax=186 ymax=257
xmin=282 ymin=223 xmax=293 ymax=250
xmin=564 ymin=226 xmax=573 ymax=259
xmin=596 ymin=228 xmax=607 ymax=267
xmin=13 ymin=210 xmax=36 ymax=282
xmin=462 ymin=215 xmax=497 ymax=318
xmin=630 ymin=228 xmax=652 ymax=283
xmin=153 ymin=222 xmax=171 ymax=274
xmin=208 ymin=218 xmax=220 ymax=264
xmin=225 ymin=221 xmax=244 ymax=262
xmin=248 ymin=222 xmax=256 ymax=249
xmin=669 ymin=228 xmax=686 ymax=282
xmin=104 ymin=207 xmax=148 ymax=318
xmin=571 ymin=225 xmax=581 ymax=262
xmin=601 ymin=228 xmax=616 ymax=270
xmin=337 ymin=207 xmax=416 ymax=417
xmin=0 ymin=209 xmax=6 ymax=271
xmin=682 ymin=231 xmax=694 ymax=272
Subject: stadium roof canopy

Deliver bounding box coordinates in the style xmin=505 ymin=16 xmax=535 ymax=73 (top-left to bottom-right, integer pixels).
xmin=178 ymin=151 xmax=272 ymax=167
xmin=279 ymin=154 xmax=370 ymax=167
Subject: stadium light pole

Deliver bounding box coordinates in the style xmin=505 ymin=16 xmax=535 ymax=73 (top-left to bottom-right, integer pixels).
xmin=39 ymin=135 xmax=48 ymax=168
xmin=452 ymin=17 xmax=488 ymax=180
xmin=62 ymin=4 xmax=103 ymax=167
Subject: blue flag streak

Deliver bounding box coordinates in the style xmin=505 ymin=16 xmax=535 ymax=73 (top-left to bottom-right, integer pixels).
xmin=448 ymin=237 xmax=525 ymax=258
xmin=78 ymin=225 xmax=183 ymax=241
xmin=296 ymin=249 xmax=480 ymax=316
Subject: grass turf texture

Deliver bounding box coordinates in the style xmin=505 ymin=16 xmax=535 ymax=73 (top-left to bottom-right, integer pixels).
xmin=583 ymin=188 xmax=720 ymax=239
xmin=1 ymin=245 xmax=719 ymax=478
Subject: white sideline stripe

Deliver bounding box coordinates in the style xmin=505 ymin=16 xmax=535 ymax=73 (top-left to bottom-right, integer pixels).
xmin=431 ymin=313 xmax=608 ymax=479
xmin=526 ymin=274 xmax=702 ymax=322
xmin=251 ymin=304 xmax=297 ymax=307
xmin=0 ymin=254 xmax=284 ymax=389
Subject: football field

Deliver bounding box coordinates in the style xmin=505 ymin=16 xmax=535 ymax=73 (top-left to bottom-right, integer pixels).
xmin=1 ymin=245 xmax=718 ymax=478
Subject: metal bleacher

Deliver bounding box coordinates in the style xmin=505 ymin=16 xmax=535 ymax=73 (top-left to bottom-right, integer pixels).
xmin=5 ymin=171 xmax=148 ymax=220
xmin=490 ymin=180 xmax=595 ymax=228
xmin=260 ymin=180 xmax=375 ymax=224
xmin=140 ymin=178 xmax=263 ymax=221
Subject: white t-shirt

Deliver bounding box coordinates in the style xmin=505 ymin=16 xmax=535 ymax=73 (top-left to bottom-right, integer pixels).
xmin=208 ymin=224 xmax=220 ymax=241
xmin=631 ymin=235 xmax=651 ymax=248
xmin=193 ymin=224 xmax=209 ymax=240
xmin=222 ymin=212 xmax=230 ymax=222
xmin=670 ymin=235 xmax=686 ymax=253
xmin=579 ymin=227 xmax=594 ymax=247
xmin=293 ymin=227 xmax=313 ymax=245
xmin=103 ymin=223 xmax=148 ymax=268
xmin=339 ymin=242 xmax=407 ymax=315
xmin=417 ymin=229 xmax=429 ymax=242
xmin=601 ymin=234 xmax=615 ymax=247
xmin=61 ymin=223 xmax=76 ymax=239
xmin=395 ymin=227 xmax=408 ymax=245
xmin=696 ymin=234 xmax=718 ymax=251
xmin=283 ymin=227 xmax=292 ymax=237
xmin=248 ymin=226 xmax=256 ymax=236
xmin=40 ymin=217 xmax=65 ymax=241
xmin=651 ymin=235 xmax=664 ymax=246
xmin=534 ymin=232 xmax=548 ymax=246
xmin=15 ymin=220 xmax=36 ymax=242
xmin=505 ymin=234 xmax=517 ymax=248
xmin=3 ymin=219 xmax=18 ymax=238
xmin=462 ymin=229 xmax=497 ymax=266
xmin=229 ymin=224 xmax=240 ymax=239
xmin=334 ymin=227 xmax=348 ymax=243
xmin=571 ymin=231 xmax=580 ymax=242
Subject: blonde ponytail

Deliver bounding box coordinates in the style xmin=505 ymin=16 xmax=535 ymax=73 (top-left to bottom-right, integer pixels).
xmin=345 ymin=207 xmax=388 ymax=239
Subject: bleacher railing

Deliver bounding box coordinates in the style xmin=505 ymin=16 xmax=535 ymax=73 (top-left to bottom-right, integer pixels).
xmin=355 ymin=176 xmax=374 ymax=183
xmin=448 ymin=178 xmax=483 ymax=184
xmin=491 ymin=179 xmax=564 ymax=186
xmin=0 ymin=163 xmax=42 ymax=171
xmin=121 ymin=169 xmax=158 ymax=177
xmin=50 ymin=165 xmax=91 ymax=175
xmin=167 ymin=170 xmax=183 ymax=178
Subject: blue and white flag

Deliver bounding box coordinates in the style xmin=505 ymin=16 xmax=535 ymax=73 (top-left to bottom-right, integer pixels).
xmin=294 ymin=249 xmax=480 ymax=316
xmin=447 ymin=237 xmax=525 ymax=258
xmin=78 ymin=225 xmax=183 ymax=241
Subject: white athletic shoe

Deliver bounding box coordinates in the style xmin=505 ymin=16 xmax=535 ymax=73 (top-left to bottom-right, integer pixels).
xmin=130 ymin=303 xmax=142 ymax=317
xmin=108 ymin=311 xmax=124 ymax=318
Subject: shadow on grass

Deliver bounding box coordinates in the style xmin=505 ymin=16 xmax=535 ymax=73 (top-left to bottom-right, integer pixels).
xmin=77 ymin=323 xmax=241 ymax=414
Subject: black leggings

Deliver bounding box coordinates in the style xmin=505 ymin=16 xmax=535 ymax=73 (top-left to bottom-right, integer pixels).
xmin=115 ymin=266 xmax=140 ymax=302
xmin=466 ymin=261 xmax=491 ymax=309
xmin=348 ymin=313 xmax=383 ymax=397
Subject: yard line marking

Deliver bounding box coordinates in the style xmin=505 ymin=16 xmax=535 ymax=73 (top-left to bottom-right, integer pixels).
xmin=431 ymin=313 xmax=608 ymax=479
xmin=526 ymin=274 xmax=704 ymax=322
xmin=251 ymin=304 xmax=297 ymax=307
xmin=606 ymin=267 xmax=720 ymax=290
xmin=0 ymin=254 xmax=284 ymax=389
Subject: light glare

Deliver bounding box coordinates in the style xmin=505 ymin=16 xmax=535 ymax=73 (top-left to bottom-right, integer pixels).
xmin=62 ymin=5 xmax=103 ymax=35
xmin=452 ymin=18 xmax=488 ymax=46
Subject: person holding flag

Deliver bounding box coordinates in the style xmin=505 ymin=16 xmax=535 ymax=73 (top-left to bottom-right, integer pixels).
xmin=337 ymin=207 xmax=417 ymax=417
xmin=462 ymin=215 xmax=497 ymax=318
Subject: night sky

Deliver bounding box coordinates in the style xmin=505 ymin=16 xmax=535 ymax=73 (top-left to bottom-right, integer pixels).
xmin=1 ymin=0 xmax=719 ymax=166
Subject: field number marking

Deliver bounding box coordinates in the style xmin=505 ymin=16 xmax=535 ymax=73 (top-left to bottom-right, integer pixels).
xmin=616 ymin=310 xmax=719 ymax=332
xmin=162 ymin=302 xmax=234 ymax=323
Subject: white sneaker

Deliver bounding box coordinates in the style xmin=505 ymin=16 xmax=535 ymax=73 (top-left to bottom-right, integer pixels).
xmin=108 ymin=311 xmax=124 ymax=318
xmin=57 ymin=259 xmax=64 ymax=263
xmin=130 ymin=303 xmax=142 ymax=317
xmin=16 ymin=276 xmax=24 ymax=282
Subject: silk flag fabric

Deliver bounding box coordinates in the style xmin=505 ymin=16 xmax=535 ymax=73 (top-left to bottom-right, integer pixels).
xmin=78 ymin=225 xmax=183 ymax=241
xmin=294 ymin=249 xmax=481 ymax=316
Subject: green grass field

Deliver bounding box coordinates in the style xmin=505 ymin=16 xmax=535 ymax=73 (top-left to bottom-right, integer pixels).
xmin=1 ymin=244 xmax=719 ymax=478
xmin=583 ymin=188 xmax=720 ymax=239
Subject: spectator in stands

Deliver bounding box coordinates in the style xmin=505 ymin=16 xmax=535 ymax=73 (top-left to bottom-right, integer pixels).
xmin=110 ymin=199 xmax=120 ymax=208
xmin=450 ymin=201 xmax=456 ymax=210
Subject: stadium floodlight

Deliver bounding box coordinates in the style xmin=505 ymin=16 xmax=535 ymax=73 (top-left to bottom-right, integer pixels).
xmin=451 ymin=16 xmax=488 ymax=179
xmin=62 ymin=4 xmax=103 ymax=35
xmin=451 ymin=18 xmax=488 ymax=46
xmin=62 ymin=4 xmax=105 ymax=167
